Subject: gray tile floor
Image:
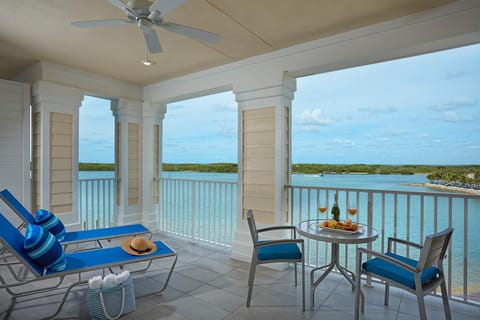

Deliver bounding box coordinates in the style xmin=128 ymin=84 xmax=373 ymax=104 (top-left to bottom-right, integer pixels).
xmin=1 ymin=233 xmax=479 ymax=320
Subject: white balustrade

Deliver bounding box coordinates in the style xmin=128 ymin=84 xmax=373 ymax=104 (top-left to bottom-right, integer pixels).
xmin=78 ymin=176 xmax=479 ymax=305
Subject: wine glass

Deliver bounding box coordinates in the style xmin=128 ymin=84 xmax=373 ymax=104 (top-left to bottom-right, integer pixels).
xmin=318 ymin=198 xmax=328 ymax=214
xmin=348 ymin=197 xmax=357 ymax=216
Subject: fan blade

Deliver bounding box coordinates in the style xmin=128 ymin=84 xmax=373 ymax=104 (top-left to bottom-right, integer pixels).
xmin=160 ymin=22 xmax=220 ymax=43
xmin=141 ymin=27 xmax=162 ymax=53
xmin=149 ymin=0 xmax=187 ymax=18
xmin=71 ymin=19 xmax=132 ymax=28
xmin=108 ymin=0 xmax=138 ymax=18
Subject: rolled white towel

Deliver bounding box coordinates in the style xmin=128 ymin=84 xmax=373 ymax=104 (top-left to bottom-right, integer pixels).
xmin=102 ymin=273 xmax=116 ymax=289
xmin=88 ymin=275 xmax=103 ymax=289
xmin=115 ymin=270 xmax=130 ymax=284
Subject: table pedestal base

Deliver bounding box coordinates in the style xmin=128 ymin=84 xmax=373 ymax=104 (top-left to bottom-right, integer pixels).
xmin=310 ymin=243 xmax=362 ymax=308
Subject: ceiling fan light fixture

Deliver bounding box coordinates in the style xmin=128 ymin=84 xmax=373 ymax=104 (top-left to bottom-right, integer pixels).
xmin=141 ymin=59 xmax=155 ymax=66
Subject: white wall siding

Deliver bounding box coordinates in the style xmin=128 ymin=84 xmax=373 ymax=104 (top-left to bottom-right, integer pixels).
xmin=0 ymin=79 xmax=30 ymax=213
xmin=242 ymin=107 xmax=276 ymax=223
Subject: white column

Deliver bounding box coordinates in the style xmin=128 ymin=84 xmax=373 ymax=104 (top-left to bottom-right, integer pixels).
xmin=230 ymin=75 xmax=296 ymax=263
xmin=31 ymin=80 xmax=84 ymax=227
xmin=141 ymin=101 xmax=167 ymax=231
xmin=111 ymin=98 xmax=142 ymax=225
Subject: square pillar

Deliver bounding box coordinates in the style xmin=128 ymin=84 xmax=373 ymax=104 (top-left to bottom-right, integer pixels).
xmin=111 ymin=98 xmax=143 ymax=225
xmin=141 ymin=101 xmax=167 ymax=231
xmin=231 ymin=75 xmax=296 ymax=262
xmin=31 ymin=81 xmax=84 ymax=227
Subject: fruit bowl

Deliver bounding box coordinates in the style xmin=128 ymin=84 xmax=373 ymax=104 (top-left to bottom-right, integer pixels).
xmin=319 ymin=219 xmax=359 ymax=232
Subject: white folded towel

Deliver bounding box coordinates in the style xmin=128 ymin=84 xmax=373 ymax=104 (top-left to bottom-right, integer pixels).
xmin=88 ymin=275 xmax=103 ymax=289
xmin=102 ymin=273 xmax=116 ymax=289
xmin=115 ymin=270 xmax=130 ymax=284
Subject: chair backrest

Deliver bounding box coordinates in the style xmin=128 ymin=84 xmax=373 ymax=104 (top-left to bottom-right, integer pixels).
xmin=417 ymin=227 xmax=454 ymax=270
xmin=0 ymin=188 xmax=35 ymax=224
xmin=246 ymin=209 xmax=258 ymax=244
xmin=0 ymin=211 xmax=43 ymax=276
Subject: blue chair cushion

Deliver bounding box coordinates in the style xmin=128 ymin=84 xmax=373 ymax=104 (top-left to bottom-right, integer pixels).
xmin=24 ymin=224 xmax=66 ymax=272
xmin=362 ymin=252 xmax=439 ymax=289
xmin=35 ymin=209 xmax=66 ymax=241
xmin=257 ymin=241 xmax=302 ymax=261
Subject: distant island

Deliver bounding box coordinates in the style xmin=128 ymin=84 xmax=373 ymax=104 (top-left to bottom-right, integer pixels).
xmin=79 ymin=162 xmax=480 ymax=193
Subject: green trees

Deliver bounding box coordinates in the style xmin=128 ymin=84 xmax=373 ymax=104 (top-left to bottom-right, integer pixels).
xmin=426 ymin=167 xmax=480 ymax=190
xmin=78 ymin=162 xmax=479 ymax=191
xmin=79 ymin=163 xmax=114 ymax=171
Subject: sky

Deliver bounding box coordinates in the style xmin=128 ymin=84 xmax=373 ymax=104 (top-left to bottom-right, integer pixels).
xmin=79 ymin=43 xmax=480 ymax=165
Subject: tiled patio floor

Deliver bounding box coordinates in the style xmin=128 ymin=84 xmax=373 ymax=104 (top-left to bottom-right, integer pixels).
xmin=1 ymin=232 xmax=479 ymax=319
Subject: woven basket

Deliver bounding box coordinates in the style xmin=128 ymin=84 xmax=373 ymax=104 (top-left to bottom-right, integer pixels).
xmin=87 ymin=275 xmax=136 ymax=320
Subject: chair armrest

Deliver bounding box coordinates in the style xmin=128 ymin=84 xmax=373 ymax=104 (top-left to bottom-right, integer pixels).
xmin=387 ymin=237 xmax=423 ymax=252
xmin=357 ymin=247 xmax=418 ymax=274
xmin=255 ymin=238 xmax=304 ymax=249
xmin=257 ymin=225 xmax=297 ymax=238
xmin=257 ymin=226 xmax=296 ymax=233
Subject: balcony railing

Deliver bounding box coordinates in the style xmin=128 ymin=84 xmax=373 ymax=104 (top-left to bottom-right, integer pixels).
xmin=78 ymin=176 xmax=479 ymax=305
xmin=286 ymin=185 xmax=480 ymax=305
xmin=78 ymin=177 xmax=116 ymax=229
xmin=159 ymin=177 xmax=237 ymax=247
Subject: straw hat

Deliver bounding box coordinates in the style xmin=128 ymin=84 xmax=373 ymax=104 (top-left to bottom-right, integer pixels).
xmin=121 ymin=237 xmax=157 ymax=256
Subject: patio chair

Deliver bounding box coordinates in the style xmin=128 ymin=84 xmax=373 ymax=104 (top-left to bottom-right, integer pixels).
xmin=354 ymin=227 xmax=454 ymax=320
xmin=0 ymin=210 xmax=177 ymax=319
xmin=246 ymin=209 xmax=305 ymax=311
xmin=0 ymin=188 xmax=151 ymax=248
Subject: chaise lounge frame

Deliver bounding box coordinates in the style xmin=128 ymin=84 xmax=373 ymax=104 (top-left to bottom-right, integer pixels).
xmin=0 ymin=211 xmax=177 ymax=319
xmin=0 ymin=188 xmax=151 ymax=249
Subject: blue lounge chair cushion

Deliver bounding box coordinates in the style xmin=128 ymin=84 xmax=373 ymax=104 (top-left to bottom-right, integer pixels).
xmin=62 ymin=224 xmax=149 ymax=244
xmin=56 ymin=240 xmax=175 ymax=275
xmin=24 ymin=224 xmax=66 ymax=272
xmin=362 ymin=252 xmax=439 ymax=289
xmin=35 ymin=209 xmax=66 ymax=241
xmin=257 ymin=241 xmax=302 ymax=261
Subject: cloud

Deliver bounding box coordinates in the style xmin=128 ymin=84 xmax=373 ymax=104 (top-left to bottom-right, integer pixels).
xmin=431 ymin=96 xmax=477 ymax=111
xmin=357 ymin=105 xmax=398 ymax=114
xmin=443 ymin=111 xmax=473 ymax=122
xmin=445 ymin=70 xmax=469 ymax=80
xmin=376 ymin=137 xmax=391 ymax=142
xmin=467 ymin=145 xmax=480 ymax=149
xmin=214 ymin=120 xmax=237 ymax=137
xmin=214 ymin=101 xmax=237 ymax=112
xmin=296 ymin=108 xmax=333 ymax=127
xmin=331 ymin=138 xmax=355 ymax=147
xmin=417 ymin=133 xmax=430 ymax=138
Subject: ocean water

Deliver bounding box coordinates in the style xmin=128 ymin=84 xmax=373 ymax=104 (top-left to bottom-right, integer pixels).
xmin=80 ymin=171 xmax=480 ymax=298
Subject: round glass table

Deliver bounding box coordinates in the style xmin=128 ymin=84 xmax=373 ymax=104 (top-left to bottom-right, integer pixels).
xmin=296 ymin=219 xmax=378 ymax=308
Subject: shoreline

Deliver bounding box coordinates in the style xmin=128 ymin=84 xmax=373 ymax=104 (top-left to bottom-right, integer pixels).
xmin=408 ymin=183 xmax=480 ymax=195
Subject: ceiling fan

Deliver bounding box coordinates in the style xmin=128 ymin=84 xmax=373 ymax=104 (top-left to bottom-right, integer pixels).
xmin=71 ymin=0 xmax=220 ymax=54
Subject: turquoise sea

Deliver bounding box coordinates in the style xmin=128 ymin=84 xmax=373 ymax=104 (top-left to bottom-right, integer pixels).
xmin=80 ymin=171 xmax=480 ymax=299
xmin=80 ymin=170 xmax=431 ymax=191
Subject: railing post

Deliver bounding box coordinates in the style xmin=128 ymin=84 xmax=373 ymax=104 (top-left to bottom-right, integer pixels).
xmin=365 ymin=191 xmax=374 ymax=288
xmin=191 ymin=181 xmax=196 ymax=243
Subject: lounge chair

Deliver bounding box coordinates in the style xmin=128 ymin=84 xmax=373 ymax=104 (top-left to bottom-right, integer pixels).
xmin=0 ymin=188 xmax=151 ymax=248
xmin=0 ymin=211 xmax=177 ymax=319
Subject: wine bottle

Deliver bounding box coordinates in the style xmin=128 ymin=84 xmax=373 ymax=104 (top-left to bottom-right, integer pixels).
xmin=331 ymin=192 xmax=340 ymax=221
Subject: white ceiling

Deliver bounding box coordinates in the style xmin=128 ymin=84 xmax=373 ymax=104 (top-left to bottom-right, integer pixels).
xmin=0 ymin=0 xmax=456 ymax=86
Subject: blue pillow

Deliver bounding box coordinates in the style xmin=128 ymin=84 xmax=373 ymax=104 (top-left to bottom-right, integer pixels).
xmin=35 ymin=209 xmax=66 ymax=241
xmin=24 ymin=224 xmax=66 ymax=272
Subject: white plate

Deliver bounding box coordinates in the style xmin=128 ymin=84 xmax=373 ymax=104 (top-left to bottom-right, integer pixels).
xmin=310 ymin=223 xmax=363 ymax=235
